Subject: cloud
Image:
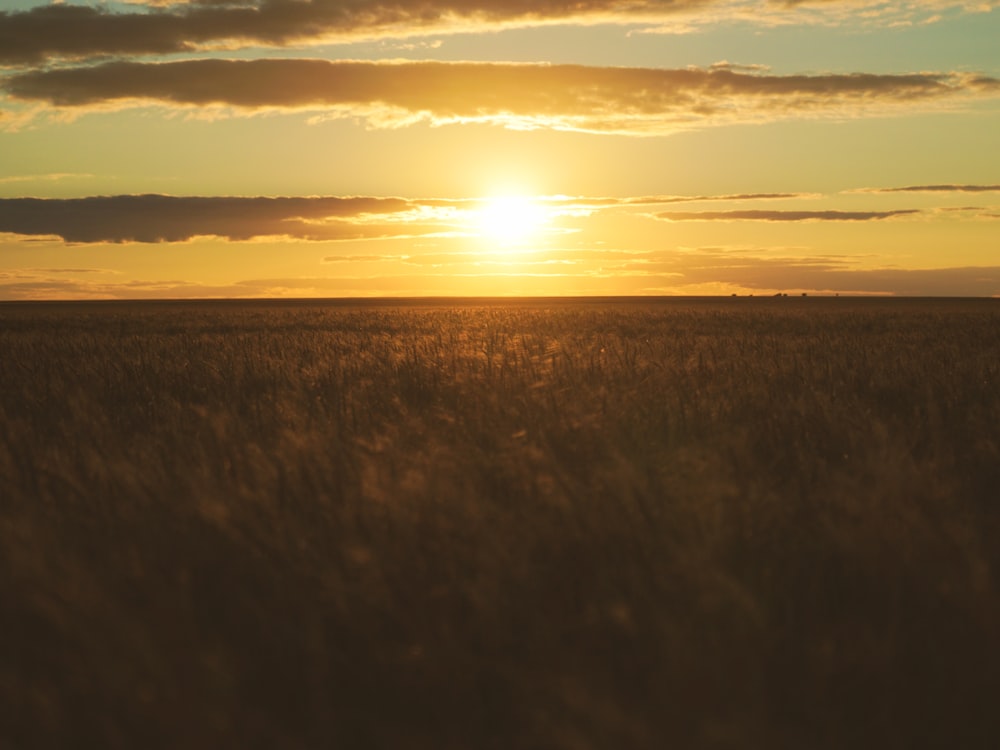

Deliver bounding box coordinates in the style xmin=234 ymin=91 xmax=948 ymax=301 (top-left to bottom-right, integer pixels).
xmin=6 ymin=59 xmax=997 ymax=135
xmin=0 ymin=276 xmax=283 ymax=301
xmin=542 ymin=193 xmax=816 ymax=207
xmin=485 ymin=194 xmax=817 ymax=215
xmin=0 ymin=172 xmax=95 ymax=185
xmin=2 ymin=1 xmax=996 ymax=64
xmin=0 ymin=1 xmax=699 ymax=64
xmin=0 ymin=194 xmax=461 ymax=242
xmin=5 ymin=253 xmax=996 ymax=300
xmin=854 ymin=184 xmax=1000 ymax=194
xmin=651 ymin=192 xmax=815 ymax=203
xmin=3 ymin=237 xmax=999 ymax=298
xmin=21 ymin=267 xmax=115 ymax=274
xmin=679 ymin=260 xmax=1000 ymax=296
xmin=322 ymin=253 xmax=410 ymax=263
xmin=656 ymin=209 xmax=922 ymax=221
xmin=0 ymin=192 xmax=966 ymax=244
xmin=546 ymin=246 xmax=1000 ymax=296
xmin=469 ymin=193 xmax=814 ymax=210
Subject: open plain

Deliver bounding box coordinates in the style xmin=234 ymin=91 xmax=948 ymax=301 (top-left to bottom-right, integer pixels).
xmin=1 ymin=297 xmax=998 ymax=749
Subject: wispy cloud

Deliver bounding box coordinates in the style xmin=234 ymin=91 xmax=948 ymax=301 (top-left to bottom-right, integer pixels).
xmin=3 ymin=244 xmax=999 ymax=299
xmin=657 ymin=209 xmax=923 ymax=221
xmin=531 ymin=247 xmax=1000 ymax=296
xmin=679 ymin=260 xmax=1000 ymax=297
xmin=852 ymin=184 xmax=1000 ymax=194
xmin=0 ymin=172 xmax=95 ymax=185
xmin=6 ymin=59 xmax=997 ymax=135
xmin=322 ymin=254 xmax=411 ymax=263
xmin=0 ymin=276 xmax=281 ymax=301
xmin=20 ymin=267 xmax=117 ymax=274
xmin=526 ymin=193 xmax=818 ymax=211
xmin=650 ymin=192 xmax=817 ymax=203
xmin=2 ymin=1 xmax=995 ymax=64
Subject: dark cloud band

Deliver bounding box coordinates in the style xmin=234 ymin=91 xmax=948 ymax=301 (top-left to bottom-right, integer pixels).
xmin=7 ymin=59 xmax=995 ymax=135
xmin=0 ymin=1 xmax=699 ymax=64
xmin=0 ymin=1 xmax=862 ymax=66
xmin=0 ymin=193 xmax=952 ymax=244
xmin=0 ymin=194 xmax=433 ymax=243
xmin=2 ymin=1 xmax=994 ymax=64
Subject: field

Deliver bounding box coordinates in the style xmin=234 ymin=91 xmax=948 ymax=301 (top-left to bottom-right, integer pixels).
xmin=1 ymin=297 xmax=998 ymax=749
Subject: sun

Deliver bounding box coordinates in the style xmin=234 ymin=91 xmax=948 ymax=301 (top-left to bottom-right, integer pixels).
xmin=473 ymin=195 xmax=547 ymax=246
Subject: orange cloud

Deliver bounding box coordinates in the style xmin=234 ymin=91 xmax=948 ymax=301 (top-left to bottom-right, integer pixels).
xmin=7 ymin=59 xmax=997 ymax=135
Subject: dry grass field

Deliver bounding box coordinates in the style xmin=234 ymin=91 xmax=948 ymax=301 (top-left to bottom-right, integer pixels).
xmin=1 ymin=297 xmax=998 ymax=749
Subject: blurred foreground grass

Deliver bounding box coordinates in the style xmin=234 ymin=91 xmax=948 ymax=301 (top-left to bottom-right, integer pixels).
xmin=1 ymin=297 xmax=998 ymax=749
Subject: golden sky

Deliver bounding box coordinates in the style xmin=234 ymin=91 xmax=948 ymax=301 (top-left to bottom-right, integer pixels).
xmin=1 ymin=0 xmax=999 ymax=298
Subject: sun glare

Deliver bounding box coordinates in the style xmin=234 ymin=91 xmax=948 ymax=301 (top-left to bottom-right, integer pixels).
xmin=474 ymin=195 xmax=547 ymax=246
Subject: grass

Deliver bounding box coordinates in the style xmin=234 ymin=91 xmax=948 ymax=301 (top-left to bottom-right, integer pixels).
xmin=1 ymin=296 xmax=998 ymax=749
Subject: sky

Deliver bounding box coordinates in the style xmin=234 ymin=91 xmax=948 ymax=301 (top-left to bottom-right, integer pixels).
xmin=0 ymin=0 xmax=998 ymax=299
